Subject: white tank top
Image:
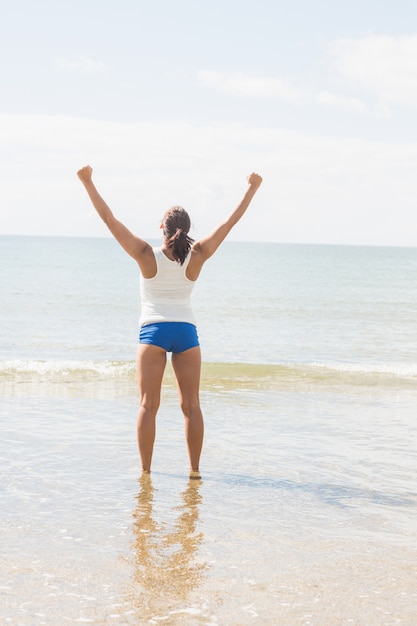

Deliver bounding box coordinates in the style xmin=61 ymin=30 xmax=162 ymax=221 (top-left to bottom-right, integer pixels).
xmin=139 ymin=247 xmax=197 ymax=327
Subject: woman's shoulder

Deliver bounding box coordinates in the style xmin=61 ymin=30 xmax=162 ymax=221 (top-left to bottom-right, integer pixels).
xmin=185 ymin=245 xmax=205 ymax=281
xmin=138 ymin=244 xmax=158 ymax=278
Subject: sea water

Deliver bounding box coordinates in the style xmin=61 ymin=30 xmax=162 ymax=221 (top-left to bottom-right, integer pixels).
xmin=1 ymin=235 xmax=417 ymax=625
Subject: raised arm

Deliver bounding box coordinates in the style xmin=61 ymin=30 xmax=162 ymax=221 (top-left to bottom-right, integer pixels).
xmin=193 ymin=172 xmax=262 ymax=261
xmin=77 ymin=166 xmax=152 ymax=266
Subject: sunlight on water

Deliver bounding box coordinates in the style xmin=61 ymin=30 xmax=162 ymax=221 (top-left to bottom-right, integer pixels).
xmin=1 ymin=383 xmax=417 ymax=624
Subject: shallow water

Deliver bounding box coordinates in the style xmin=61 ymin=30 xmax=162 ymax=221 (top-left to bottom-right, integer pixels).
xmin=2 ymin=377 xmax=417 ymax=625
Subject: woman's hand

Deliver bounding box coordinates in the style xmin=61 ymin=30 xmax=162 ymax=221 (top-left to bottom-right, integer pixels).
xmin=77 ymin=165 xmax=93 ymax=184
xmin=247 ymin=172 xmax=263 ymax=188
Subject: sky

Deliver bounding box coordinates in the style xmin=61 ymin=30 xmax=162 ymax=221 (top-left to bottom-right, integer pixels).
xmin=1 ymin=0 xmax=417 ymax=246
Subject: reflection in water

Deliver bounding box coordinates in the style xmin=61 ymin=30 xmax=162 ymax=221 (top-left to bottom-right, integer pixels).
xmin=129 ymin=475 xmax=207 ymax=619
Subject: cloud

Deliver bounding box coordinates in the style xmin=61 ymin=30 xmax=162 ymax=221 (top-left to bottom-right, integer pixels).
xmin=1 ymin=114 xmax=417 ymax=246
xmin=56 ymin=56 xmax=107 ymax=74
xmin=198 ymin=68 xmax=374 ymax=117
xmin=198 ymin=70 xmax=301 ymax=101
xmin=328 ymin=33 xmax=417 ymax=108
xmin=315 ymin=90 xmax=368 ymax=113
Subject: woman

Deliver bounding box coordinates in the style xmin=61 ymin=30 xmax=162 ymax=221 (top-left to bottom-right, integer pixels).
xmin=77 ymin=166 xmax=262 ymax=477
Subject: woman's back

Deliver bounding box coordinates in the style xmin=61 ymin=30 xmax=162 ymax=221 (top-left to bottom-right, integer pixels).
xmin=139 ymin=247 xmax=196 ymax=326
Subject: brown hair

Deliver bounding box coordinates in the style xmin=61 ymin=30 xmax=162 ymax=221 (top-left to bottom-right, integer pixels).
xmin=162 ymin=206 xmax=194 ymax=265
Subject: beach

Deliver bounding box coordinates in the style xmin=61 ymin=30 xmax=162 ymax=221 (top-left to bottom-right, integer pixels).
xmin=1 ymin=236 xmax=417 ymax=624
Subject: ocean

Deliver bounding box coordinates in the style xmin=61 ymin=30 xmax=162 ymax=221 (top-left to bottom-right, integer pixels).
xmin=1 ymin=235 xmax=417 ymax=625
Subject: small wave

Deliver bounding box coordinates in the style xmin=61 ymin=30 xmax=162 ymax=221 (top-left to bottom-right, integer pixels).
xmin=0 ymin=359 xmax=136 ymax=381
xmin=310 ymin=361 xmax=417 ymax=379
xmin=201 ymin=360 xmax=417 ymax=390
xmin=1 ymin=359 xmax=416 ymax=391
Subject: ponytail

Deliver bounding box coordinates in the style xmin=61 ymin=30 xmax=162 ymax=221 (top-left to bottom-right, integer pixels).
xmin=163 ymin=207 xmax=194 ymax=265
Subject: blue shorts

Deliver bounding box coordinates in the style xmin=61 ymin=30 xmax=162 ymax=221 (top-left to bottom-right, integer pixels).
xmin=139 ymin=322 xmax=199 ymax=354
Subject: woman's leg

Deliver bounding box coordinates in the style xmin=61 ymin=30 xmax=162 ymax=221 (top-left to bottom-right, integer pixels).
xmin=171 ymin=346 xmax=204 ymax=474
xmin=136 ymin=343 xmax=167 ymax=473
